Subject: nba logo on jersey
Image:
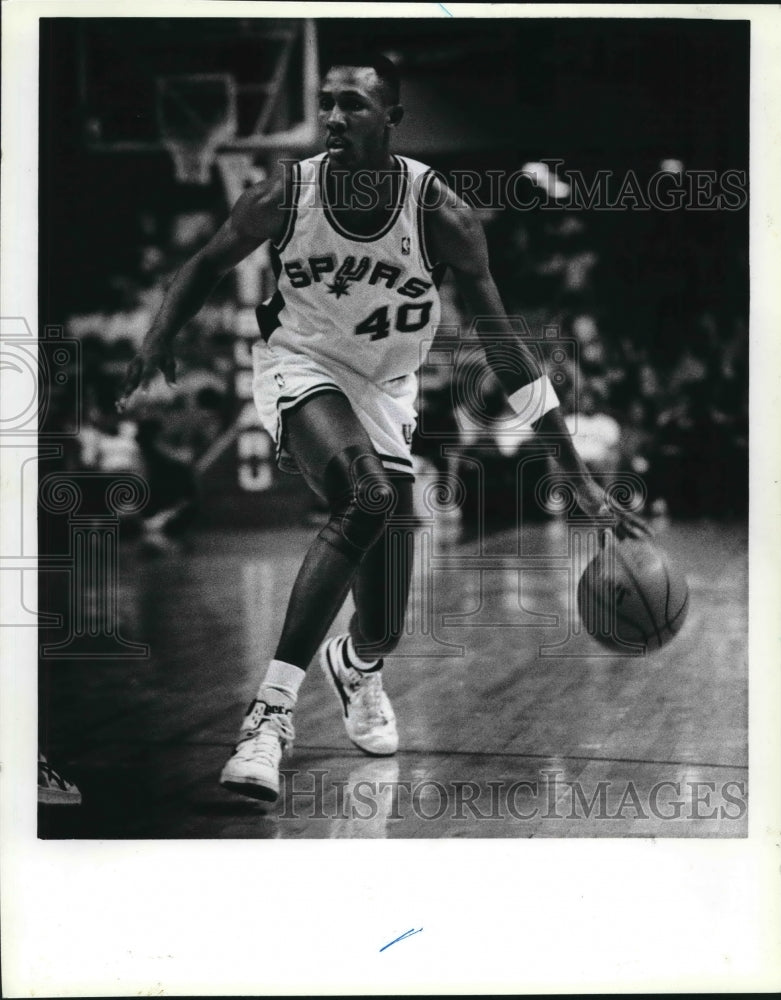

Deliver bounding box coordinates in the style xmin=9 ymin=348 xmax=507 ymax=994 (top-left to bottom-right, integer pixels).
xmin=402 ymin=423 xmax=414 ymax=445
xmin=401 ymin=237 xmax=411 ymax=255
xmin=275 ymin=372 xmax=286 ymax=389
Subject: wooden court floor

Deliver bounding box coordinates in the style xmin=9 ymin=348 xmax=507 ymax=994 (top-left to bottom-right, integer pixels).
xmin=38 ymin=517 xmax=747 ymax=839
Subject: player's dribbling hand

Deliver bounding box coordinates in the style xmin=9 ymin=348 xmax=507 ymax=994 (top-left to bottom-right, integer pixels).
xmin=578 ymin=478 xmax=653 ymax=542
xmin=600 ymin=504 xmax=653 ymax=542
xmin=115 ymin=344 xmax=177 ymax=413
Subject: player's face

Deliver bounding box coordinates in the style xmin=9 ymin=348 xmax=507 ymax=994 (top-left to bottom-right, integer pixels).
xmin=318 ymin=67 xmax=397 ymax=169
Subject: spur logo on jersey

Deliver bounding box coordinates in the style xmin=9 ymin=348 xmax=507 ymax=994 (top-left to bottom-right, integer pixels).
xmin=282 ymin=255 xmax=432 ymax=300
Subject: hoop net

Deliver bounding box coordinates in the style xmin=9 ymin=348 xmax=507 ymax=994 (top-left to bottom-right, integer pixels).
xmin=156 ymin=74 xmax=238 ymax=185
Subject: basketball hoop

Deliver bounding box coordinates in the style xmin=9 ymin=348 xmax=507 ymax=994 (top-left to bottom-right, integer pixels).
xmin=163 ymin=138 xmax=216 ymax=186
xmin=157 ymin=74 xmax=238 ymax=185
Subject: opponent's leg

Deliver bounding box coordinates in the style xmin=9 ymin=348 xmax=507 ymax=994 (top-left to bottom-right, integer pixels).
xmin=221 ymin=391 xmax=397 ymax=797
xmin=319 ymin=475 xmax=414 ymax=756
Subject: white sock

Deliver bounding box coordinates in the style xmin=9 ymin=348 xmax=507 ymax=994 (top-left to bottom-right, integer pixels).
xmin=257 ymin=659 xmax=306 ymax=710
xmin=344 ymin=635 xmax=380 ymax=672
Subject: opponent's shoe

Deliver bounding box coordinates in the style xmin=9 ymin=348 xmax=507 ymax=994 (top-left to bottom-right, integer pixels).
xmin=320 ymin=635 xmax=398 ymax=756
xmin=37 ymin=754 xmax=82 ymax=806
xmin=219 ymin=700 xmax=294 ymax=801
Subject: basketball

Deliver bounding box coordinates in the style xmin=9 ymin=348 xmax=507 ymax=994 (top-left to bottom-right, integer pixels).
xmin=577 ymin=537 xmax=690 ymax=654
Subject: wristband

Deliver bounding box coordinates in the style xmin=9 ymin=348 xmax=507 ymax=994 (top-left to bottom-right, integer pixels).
xmin=506 ymin=374 xmax=559 ymax=423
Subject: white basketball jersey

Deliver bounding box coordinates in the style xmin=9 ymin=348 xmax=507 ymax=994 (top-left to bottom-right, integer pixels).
xmin=257 ymin=153 xmax=443 ymax=383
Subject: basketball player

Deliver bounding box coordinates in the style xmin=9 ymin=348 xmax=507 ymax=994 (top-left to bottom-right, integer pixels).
xmin=118 ymin=53 xmax=648 ymax=801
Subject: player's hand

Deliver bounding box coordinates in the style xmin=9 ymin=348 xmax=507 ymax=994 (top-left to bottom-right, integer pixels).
xmin=602 ymin=504 xmax=653 ymax=542
xmin=578 ymin=477 xmax=653 ymax=542
xmin=116 ymin=343 xmax=177 ymax=413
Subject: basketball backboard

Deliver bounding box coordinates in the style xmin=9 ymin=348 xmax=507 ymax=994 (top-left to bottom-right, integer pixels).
xmin=75 ymin=18 xmax=319 ymax=182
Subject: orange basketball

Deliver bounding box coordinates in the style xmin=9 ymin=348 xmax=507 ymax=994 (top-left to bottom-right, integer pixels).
xmin=577 ymin=537 xmax=690 ymax=654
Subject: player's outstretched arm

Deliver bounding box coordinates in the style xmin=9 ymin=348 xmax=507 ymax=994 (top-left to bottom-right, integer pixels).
xmin=116 ymin=171 xmax=288 ymax=412
xmin=425 ymin=179 xmax=650 ymax=538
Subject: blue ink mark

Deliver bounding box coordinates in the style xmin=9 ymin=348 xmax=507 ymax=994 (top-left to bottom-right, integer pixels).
xmin=438 ymin=3 xmax=453 ymax=16
xmin=380 ymin=927 xmax=423 ymax=953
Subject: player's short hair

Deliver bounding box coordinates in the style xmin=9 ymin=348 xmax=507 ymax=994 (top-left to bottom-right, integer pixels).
xmin=322 ymin=47 xmax=401 ymax=105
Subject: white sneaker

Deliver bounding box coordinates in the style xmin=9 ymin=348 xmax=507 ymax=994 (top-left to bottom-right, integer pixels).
xmin=320 ymin=635 xmax=398 ymax=756
xmin=219 ymin=700 xmax=294 ymax=801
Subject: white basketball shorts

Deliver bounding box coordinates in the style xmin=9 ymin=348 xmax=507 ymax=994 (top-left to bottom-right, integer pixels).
xmin=251 ymin=340 xmax=418 ymax=478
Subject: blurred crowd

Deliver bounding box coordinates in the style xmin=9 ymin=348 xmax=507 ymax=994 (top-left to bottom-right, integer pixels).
xmin=48 ymin=160 xmax=748 ymax=539
xmin=417 ymin=160 xmax=748 ymax=525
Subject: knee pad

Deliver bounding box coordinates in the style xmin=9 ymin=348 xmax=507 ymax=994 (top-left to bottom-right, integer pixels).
xmin=318 ymin=446 xmax=397 ymax=561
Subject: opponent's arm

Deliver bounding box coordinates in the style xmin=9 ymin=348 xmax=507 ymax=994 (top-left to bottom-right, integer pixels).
xmin=426 ymin=179 xmax=648 ymax=533
xmin=117 ymin=170 xmax=288 ymax=411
